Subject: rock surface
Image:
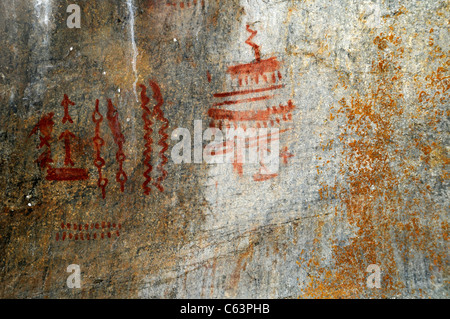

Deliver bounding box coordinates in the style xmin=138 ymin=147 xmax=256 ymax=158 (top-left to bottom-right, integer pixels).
xmin=0 ymin=0 xmax=448 ymax=298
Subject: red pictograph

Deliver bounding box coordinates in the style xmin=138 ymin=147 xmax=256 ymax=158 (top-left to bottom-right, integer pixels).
xmin=56 ymin=222 xmax=122 ymax=241
xmin=139 ymin=81 xmax=169 ymax=194
xmin=30 ymin=95 xmax=89 ymax=181
xmin=29 ymin=88 xmax=172 ymax=194
xmin=139 ymin=84 xmax=154 ymax=195
xmin=208 ymin=25 xmax=295 ymax=181
xmin=280 ymin=146 xmax=294 ymax=165
xmin=92 ymin=99 xmax=108 ymax=199
xmin=227 ymin=57 xmax=283 ymax=87
xmin=209 ymin=100 xmax=295 ymax=123
xmin=150 ymin=81 xmax=169 ymax=193
xmin=29 ymin=112 xmax=55 ymax=169
xmin=209 ymin=25 xmax=293 ymax=131
xmin=61 ymin=94 xmax=75 ymax=124
xmin=59 ymin=130 xmax=76 ymax=166
xmin=166 ymin=0 xmax=205 ymax=9
xmin=46 ymin=168 xmax=89 ymax=181
xmin=245 ymin=24 xmax=260 ymax=62
xmin=224 ymin=25 xmax=283 ymax=88
xmin=106 ymin=99 xmax=127 ymax=192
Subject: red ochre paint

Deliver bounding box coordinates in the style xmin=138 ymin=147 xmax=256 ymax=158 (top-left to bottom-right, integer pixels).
xmin=29 ymin=112 xmax=55 ymax=169
xmin=139 ymin=84 xmax=154 ymax=195
xmin=213 ymin=84 xmax=284 ymax=98
xmin=245 ymin=25 xmax=261 ymax=61
xmin=92 ymin=99 xmax=108 ymax=199
xmin=207 ymin=71 xmax=212 ymax=82
xmin=253 ymin=173 xmax=278 ymax=182
xmin=59 ymin=130 xmax=76 ymax=166
xmin=227 ymin=57 xmax=282 ymax=81
xmin=106 ymin=99 xmax=127 ymax=192
xmin=139 ymin=81 xmax=169 ymax=194
xmin=209 ymin=100 xmax=295 ymax=122
xmin=46 ymin=168 xmax=89 ymax=181
xmin=280 ymin=146 xmax=294 ymax=164
xmin=150 ymin=80 xmax=169 ymax=193
xmin=61 ymin=94 xmax=76 ymax=124
xmin=212 ymin=95 xmax=274 ymax=107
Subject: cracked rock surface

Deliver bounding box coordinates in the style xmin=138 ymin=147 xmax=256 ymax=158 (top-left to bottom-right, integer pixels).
xmin=0 ymin=0 xmax=448 ymax=298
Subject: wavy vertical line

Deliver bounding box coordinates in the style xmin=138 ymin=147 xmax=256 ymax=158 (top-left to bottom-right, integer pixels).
xmin=149 ymin=81 xmax=169 ymax=193
xmin=245 ymin=24 xmax=261 ymax=62
xmin=139 ymin=84 xmax=153 ymax=195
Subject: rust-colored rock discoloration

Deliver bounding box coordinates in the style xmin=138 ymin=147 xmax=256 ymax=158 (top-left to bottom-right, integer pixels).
xmin=303 ymin=20 xmax=448 ymax=298
xmin=0 ymin=0 xmax=448 ymax=298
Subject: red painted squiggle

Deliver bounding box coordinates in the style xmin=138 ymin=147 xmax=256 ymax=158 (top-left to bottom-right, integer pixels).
xmin=92 ymin=99 xmax=108 ymax=198
xmin=149 ymin=81 xmax=169 ymax=193
xmin=106 ymin=99 xmax=127 ymax=192
xmin=245 ymin=25 xmax=261 ymax=62
xmin=139 ymin=84 xmax=154 ymax=195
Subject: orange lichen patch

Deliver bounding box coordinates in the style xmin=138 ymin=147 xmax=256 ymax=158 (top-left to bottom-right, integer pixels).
xmin=300 ymin=26 xmax=449 ymax=298
xmin=414 ymin=34 xmax=449 ymax=174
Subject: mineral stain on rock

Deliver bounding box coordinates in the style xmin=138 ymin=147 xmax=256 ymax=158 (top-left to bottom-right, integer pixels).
xmin=0 ymin=0 xmax=448 ymax=298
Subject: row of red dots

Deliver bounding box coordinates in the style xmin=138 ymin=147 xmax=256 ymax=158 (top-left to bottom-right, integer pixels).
xmin=167 ymin=0 xmax=205 ymax=8
xmin=56 ymin=231 xmax=120 ymax=241
xmin=209 ymin=113 xmax=293 ymax=130
xmin=60 ymin=222 xmax=122 ymax=231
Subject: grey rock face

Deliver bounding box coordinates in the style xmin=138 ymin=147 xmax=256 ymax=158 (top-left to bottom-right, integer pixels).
xmin=0 ymin=0 xmax=448 ymax=298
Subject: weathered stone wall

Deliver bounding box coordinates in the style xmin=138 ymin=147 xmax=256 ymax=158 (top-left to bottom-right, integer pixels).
xmin=0 ymin=0 xmax=448 ymax=298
